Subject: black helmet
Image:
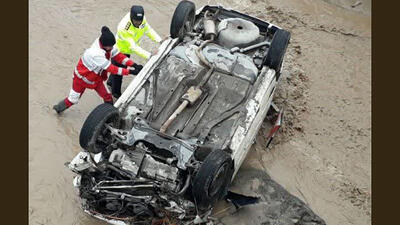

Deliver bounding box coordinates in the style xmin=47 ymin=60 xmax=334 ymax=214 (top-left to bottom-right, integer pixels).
xmin=130 ymin=5 xmax=144 ymax=22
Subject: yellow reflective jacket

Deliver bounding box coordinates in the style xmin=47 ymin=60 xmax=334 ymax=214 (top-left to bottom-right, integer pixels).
xmin=116 ymin=13 xmax=162 ymax=59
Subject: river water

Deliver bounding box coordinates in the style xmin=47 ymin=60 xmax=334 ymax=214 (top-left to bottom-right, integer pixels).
xmin=29 ymin=0 xmax=371 ymax=224
xmin=29 ymin=1 xmax=234 ymax=224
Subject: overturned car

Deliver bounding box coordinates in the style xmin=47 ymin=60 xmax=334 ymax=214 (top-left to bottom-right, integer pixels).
xmin=68 ymin=1 xmax=290 ymax=224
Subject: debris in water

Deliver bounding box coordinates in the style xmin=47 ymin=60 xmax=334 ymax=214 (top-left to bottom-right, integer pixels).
xmin=351 ymin=1 xmax=362 ymax=8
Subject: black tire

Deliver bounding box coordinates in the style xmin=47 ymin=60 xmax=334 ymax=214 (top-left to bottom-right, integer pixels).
xmin=192 ymin=150 xmax=234 ymax=210
xmin=170 ymin=0 xmax=195 ymax=39
xmin=79 ymin=103 xmax=119 ymax=154
xmin=264 ymin=29 xmax=291 ymax=75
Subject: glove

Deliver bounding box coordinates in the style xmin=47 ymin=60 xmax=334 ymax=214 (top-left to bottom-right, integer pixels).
xmin=129 ymin=69 xmax=139 ymax=75
xmin=129 ymin=64 xmax=143 ymax=75
xmin=132 ymin=64 xmax=143 ymax=71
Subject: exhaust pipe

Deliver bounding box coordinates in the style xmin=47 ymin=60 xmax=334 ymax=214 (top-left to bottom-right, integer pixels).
xmin=160 ymin=86 xmax=203 ymax=133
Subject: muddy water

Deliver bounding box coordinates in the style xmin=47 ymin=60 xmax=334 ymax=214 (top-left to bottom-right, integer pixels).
xmin=29 ymin=0 xmax=370 ymax=224
xmin=233 ymin=0 xmax=371 ymax=224
xmin=29 ymin=1 xmax=233 ymax=224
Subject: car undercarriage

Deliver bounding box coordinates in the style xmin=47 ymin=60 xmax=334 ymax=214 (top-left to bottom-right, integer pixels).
xmin=68 ymin=1 xmax=291 ymax=224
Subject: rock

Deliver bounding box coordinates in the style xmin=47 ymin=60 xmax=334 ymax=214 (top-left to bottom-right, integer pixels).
xmin=351 ymin=1 xmax=362 ymax=8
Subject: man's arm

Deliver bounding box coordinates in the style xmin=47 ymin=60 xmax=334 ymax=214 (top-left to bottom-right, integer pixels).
xmin=144 ymin=21 xmax=162 ymax=43
xmin=118 ymin=30 xmax=151 ymax=59
xmin=129 ymin=40 xmax=151 ymax=59
xmin=104 ymin=63 xmax=130 ymax=76
xmin=111 ymin=51 xmax=135 ymax=67
xmin=92 ymin=55 xmax=131 ymax=76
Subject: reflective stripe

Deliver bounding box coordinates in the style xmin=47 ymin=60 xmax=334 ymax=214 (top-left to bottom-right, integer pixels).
xmin=81 ymin=56 xmax=91 ymax=70
xmin=75 ymin=68 xmax=95 ymax=85
xmin=116 ymin=15 xmax=158 ymax=58
xmin=82 ymin=47 xmax=111 ymax=73
xmin=103 ymin=61 xmax=111 ymax=70
xmin=68 ymin=88 xmax=81 ymax=104
xmin=111 ymin=48 xmax=119 ymax=58
xmin=121 ymin=57 xmax=129 ymax=65
xmin=117 ymin=67 xmax=123 ymax=75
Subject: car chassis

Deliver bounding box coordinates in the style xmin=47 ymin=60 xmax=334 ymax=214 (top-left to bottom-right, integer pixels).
xmin=68 ymin=2 xmax=290 ymax=224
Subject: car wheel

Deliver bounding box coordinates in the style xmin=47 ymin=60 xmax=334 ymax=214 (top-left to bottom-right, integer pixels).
xmin=79 ymin=103 xmax=119 ymax=154
xmin=263 ymin=29 xmax=291 ymax=77
xmin=192 ymin=149 xmax=234 ymax=210
xmin=170 ymin=0 xmax=195 ymax=40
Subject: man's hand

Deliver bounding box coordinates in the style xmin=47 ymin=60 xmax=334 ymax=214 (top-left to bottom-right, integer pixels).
xmin=151 ymin=49 xmax=158 ymax=56
xmin=133 ymin=64 xmax=143 ymax=71
xmin=129 ymin=69 xmax=139 ymax=75
xmin=129 ymin=64 xmax=143 ymax=75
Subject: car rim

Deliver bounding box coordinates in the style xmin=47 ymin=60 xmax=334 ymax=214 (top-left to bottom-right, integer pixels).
xmin=95 ymin=115 xmax=118 ymax=150
xmin=179 ymin=11 xmax=194 ymax=39
xmin=208 ymin=162 xmax=230 ymax=197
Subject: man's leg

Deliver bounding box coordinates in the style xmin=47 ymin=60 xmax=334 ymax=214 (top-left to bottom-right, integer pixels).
xmin=111 ymin=74 xmax=123 ymax=99
xmin=108 ymin=54 xmax=130 ymax=99
xmin=53 ymin=77 xmax=86 ymax=114
xmin=95 ymin=81 xmax=113 ymax=104
xmin=106 ymin=74 xmax=113 ymax=88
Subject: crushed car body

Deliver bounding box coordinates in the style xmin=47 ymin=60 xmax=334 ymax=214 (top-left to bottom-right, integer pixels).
xmin=68 ymin=1 xmax=290 ymax=224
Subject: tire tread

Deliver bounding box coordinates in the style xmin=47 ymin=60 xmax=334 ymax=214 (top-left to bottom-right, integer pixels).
xmin=79 ymin=103 xmax=119 ymax=153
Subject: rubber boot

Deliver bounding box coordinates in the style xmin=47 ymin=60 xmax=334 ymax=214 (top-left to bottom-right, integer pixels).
xmin=53 ymin=99 xmax=68 ymax=114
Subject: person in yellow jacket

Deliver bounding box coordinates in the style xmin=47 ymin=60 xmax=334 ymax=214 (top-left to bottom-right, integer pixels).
xmin=108 ymin=5 xmax=162 ymax=98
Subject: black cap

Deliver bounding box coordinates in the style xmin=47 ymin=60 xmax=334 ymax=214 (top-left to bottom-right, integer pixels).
xmin=130 ymin=5 xmax=144 ymax=22
xmin=99 ymin=26 xmax=116 ymax=47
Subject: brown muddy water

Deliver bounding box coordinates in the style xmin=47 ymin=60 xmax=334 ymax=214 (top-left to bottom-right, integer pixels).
xmin=29 ymin=0 xmax=371 ymax=224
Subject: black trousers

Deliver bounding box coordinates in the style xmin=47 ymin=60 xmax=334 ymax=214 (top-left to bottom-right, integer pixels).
xmin=108 ymin=54 xmax=130 ymax=98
